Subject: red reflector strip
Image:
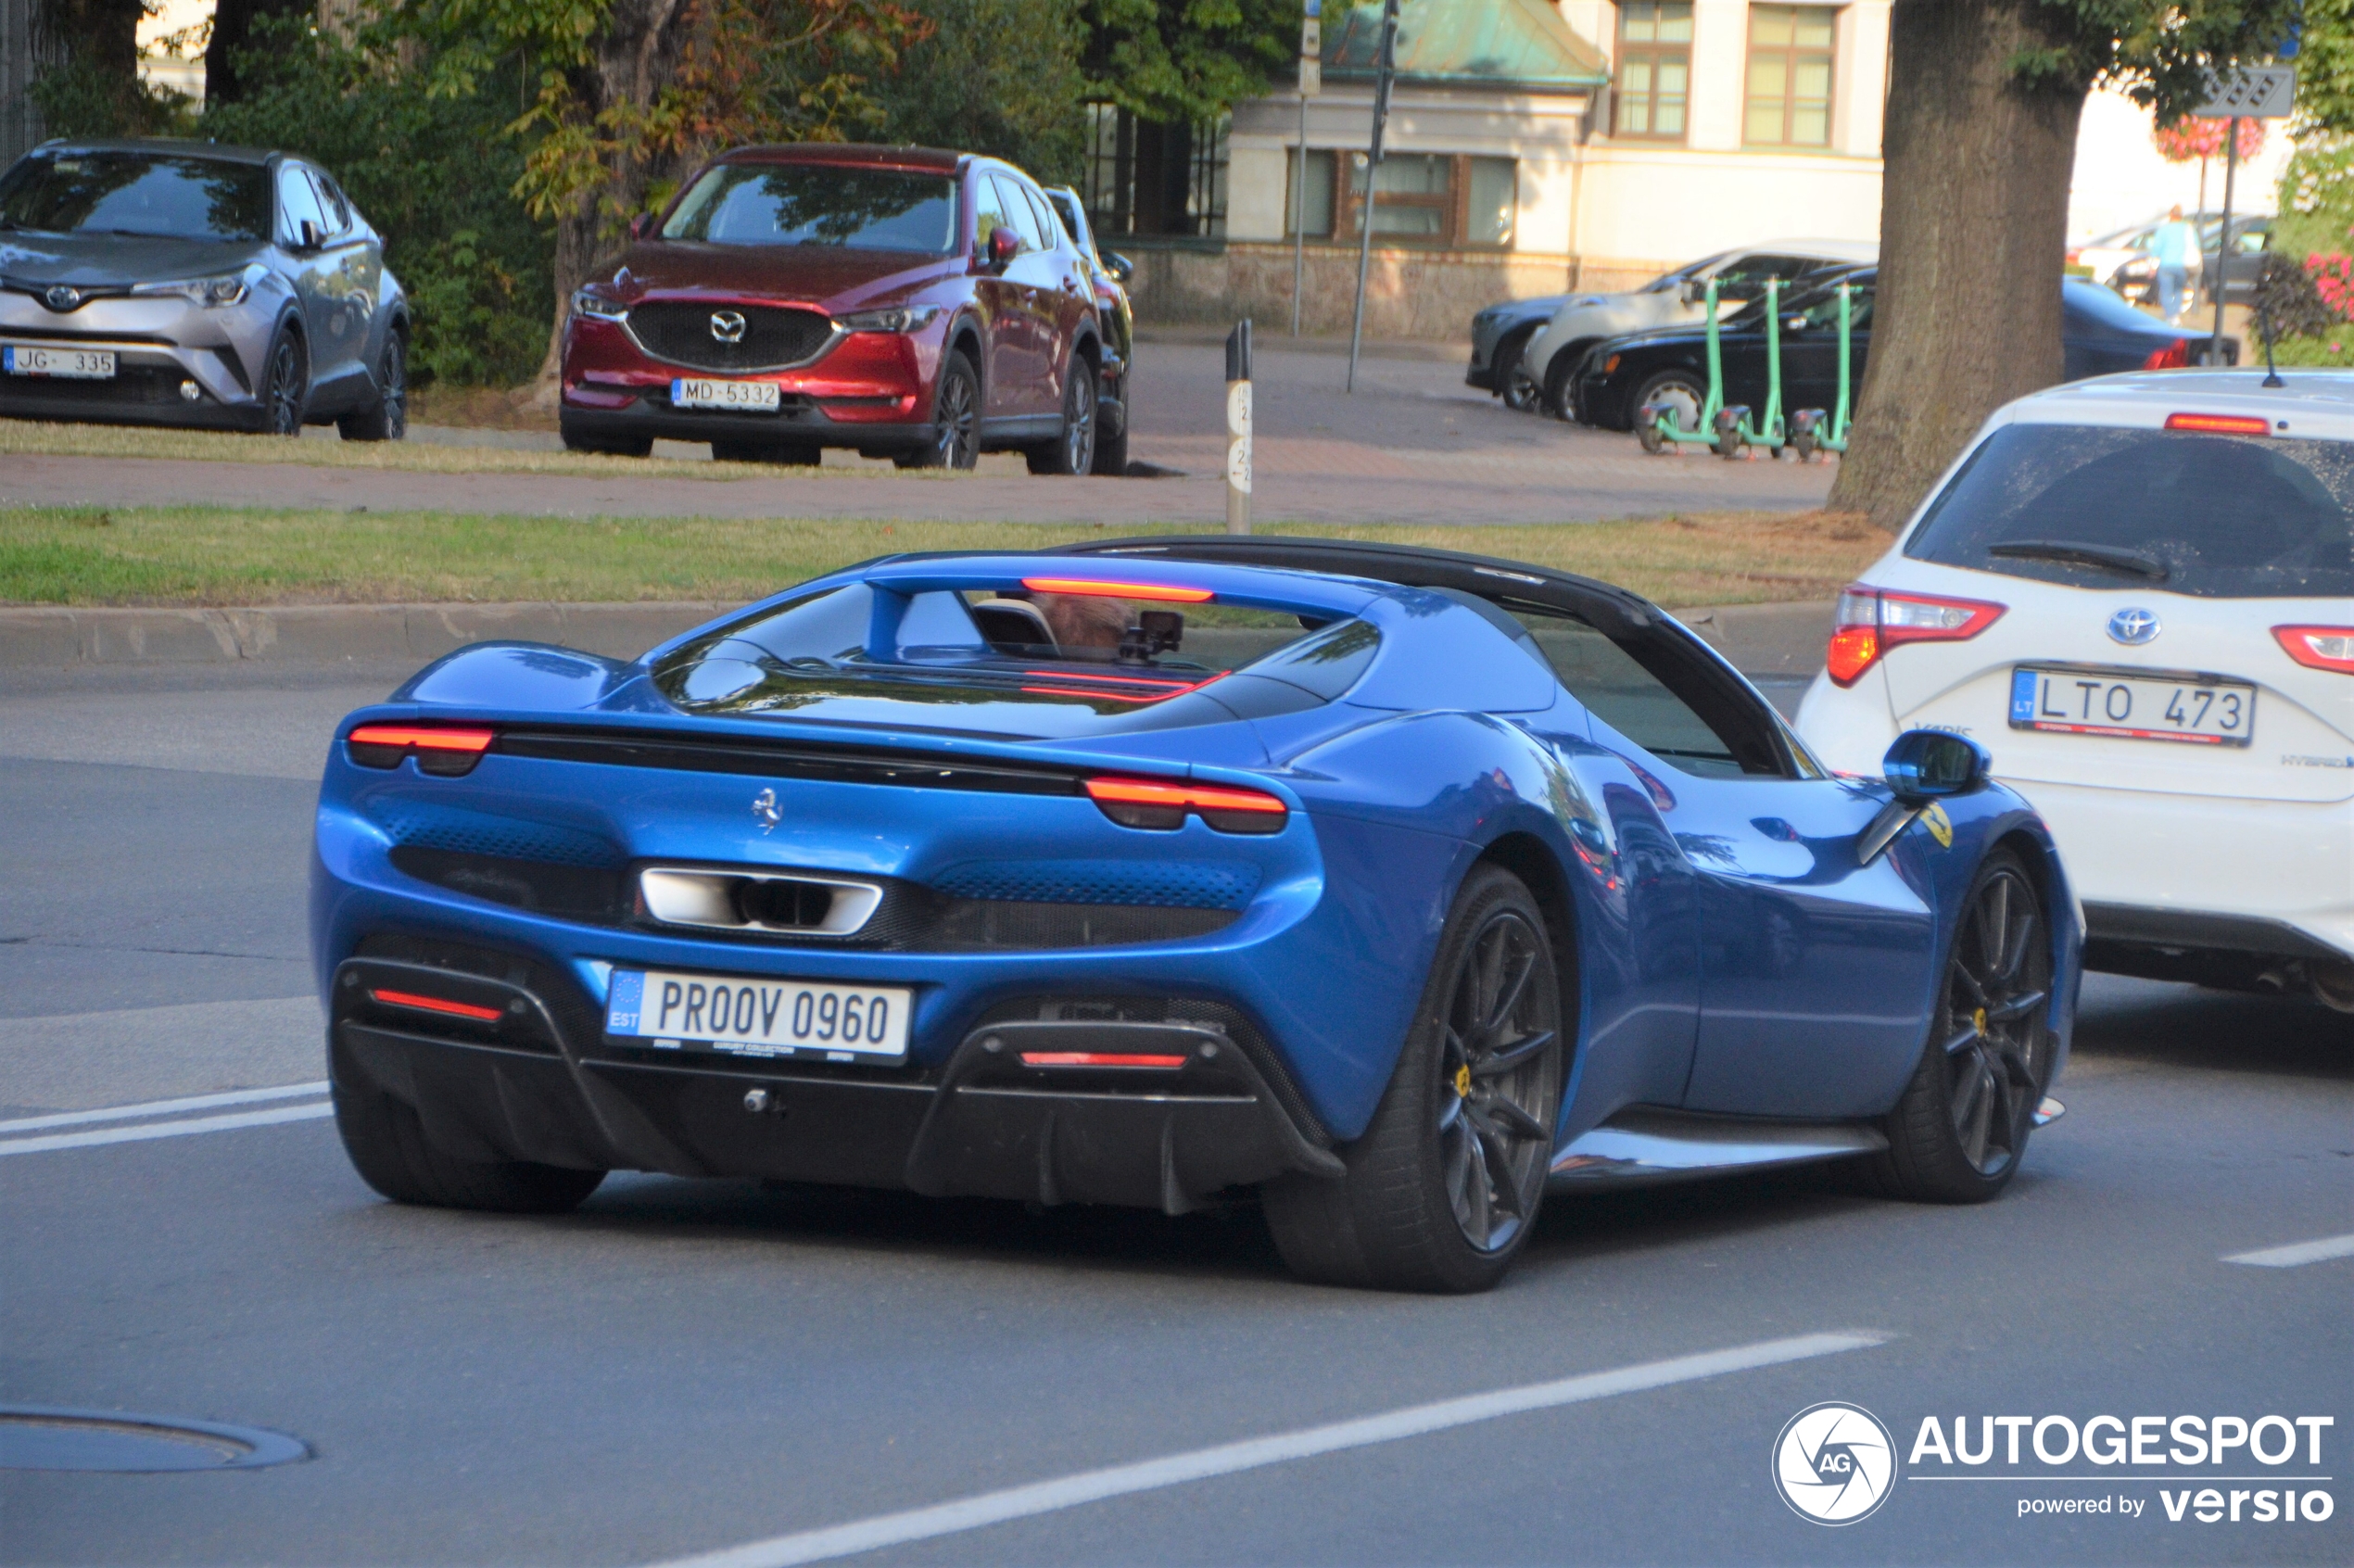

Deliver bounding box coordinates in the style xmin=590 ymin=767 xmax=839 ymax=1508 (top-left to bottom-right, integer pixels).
xmin=369 ymin=988 xmax=504 ymax=1022
xmin=1019 ymin=576 xmax=1214 ymax=603
xmin=2164 ymin=412 xmax=2271 ymax=436
xmin=1085 ymin=777 xmax=1286 ymax=814
xmin=1018 ymin=1052 xmax=1189 ymax=1069
xmin=347 ymin=725 xmax=496 ymax=752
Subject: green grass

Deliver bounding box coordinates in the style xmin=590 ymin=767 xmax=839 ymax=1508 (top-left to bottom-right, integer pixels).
xmin=0 ymin=506 xmax=1886 ymax=610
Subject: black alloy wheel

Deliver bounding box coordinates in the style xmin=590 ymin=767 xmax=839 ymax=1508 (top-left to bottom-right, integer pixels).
xmin=1497 ymin=329 xmax=1541 ymax=411
xmin=261 ymin=328 xmax=307 ymax=436
xmin=1859 ymin=849 xmax=2052 ymax=1202
xmin=1028 ymin=354 xmax=1096 ymax=475
xmin=1260 ymin=865 xmax=1566 ymax=1293
xmin=337 ymin=335 xmax=407 ymax=441
xmin=905 ymin=350 xmax=980 ymax=470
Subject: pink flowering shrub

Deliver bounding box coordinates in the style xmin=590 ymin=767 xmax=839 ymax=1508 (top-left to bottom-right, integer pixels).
xmin=2307 ymin=251 xmax=2354 ymax=322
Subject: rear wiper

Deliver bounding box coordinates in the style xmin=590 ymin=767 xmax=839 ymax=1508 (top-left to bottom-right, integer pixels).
xmin=1985 ymin=539 xmax=2170 ymax=581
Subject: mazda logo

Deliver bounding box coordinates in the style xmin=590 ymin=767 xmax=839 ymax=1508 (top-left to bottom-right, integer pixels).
xmin=44 ymin=285 xmax=82 ymax=311
xmin=2107 ymin=607 xmax=2161 ymax=646
xmin=709 ymin=310 xmax=747 ymax=344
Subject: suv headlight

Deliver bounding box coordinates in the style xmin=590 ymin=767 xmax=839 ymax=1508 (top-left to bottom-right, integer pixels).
xmin=132 ymin=268 xmax=259 ymax=308
xmin=570 ymin=287 xmax=629 ymax=322
xmin=835 ymin=305 xmax=942 ymax=334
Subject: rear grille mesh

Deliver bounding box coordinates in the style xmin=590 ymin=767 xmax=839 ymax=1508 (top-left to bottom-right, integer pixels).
xmin=626 ymin=303 xmax=832 ymax=372
xmin=933 ymin=859 xmax=1259 ymax=911
xmin=381 ymin=805 xmax=623 ymax=868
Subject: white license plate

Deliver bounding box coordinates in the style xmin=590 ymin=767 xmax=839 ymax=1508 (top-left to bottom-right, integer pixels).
xmin=3 ymin=344 xmax=115 ymax=379
xmin=604 ymin=968 xmax=909 ymax=1061
xmin=671 ymin=377 xmax=780 ymax=412
xmin=2009 ymin=666 xmax=2256 ymax=747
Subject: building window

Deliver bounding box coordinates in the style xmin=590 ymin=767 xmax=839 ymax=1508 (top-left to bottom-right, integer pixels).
xmin=1286 ymin=148 xmax=1335 ymax=237
xmin=1334 ymin=153 xmax=1516 ymax=248
xmin=1745 ymin=5 xmax=1836 ymax=147
xmin=1614 ymin=1 xmax=1691 ymax=140
xmin=1082 ymin=105 xmax=1227 ymax=237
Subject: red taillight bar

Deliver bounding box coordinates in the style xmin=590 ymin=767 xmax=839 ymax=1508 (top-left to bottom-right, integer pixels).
xmin=2165 ymin=412 xmax=2271 ymax=436
xmin=1019 ymin=1052 xmax=1189 ymax=1069
xmin=2273 ymin=625 xmax=2354 ymax=675
xmin=369 ymin=987 xmax=504 ymax=1022
xmin=1084 ymin=774 xmax=1289 ymax=833
xmin=1019 ymin=576 xmax=1214 ymax=603
xmin=345 ymin=723 xmax=497 ymax=776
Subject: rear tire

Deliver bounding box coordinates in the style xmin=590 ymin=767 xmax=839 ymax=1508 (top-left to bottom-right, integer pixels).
xmin=1496 ymin=328 xmax=1541 ymax=411
xmin=1856 ymin=849 xmax=2053 ymax=1204
xmin=1090 ymin=379 xmax=1130 ymax=475
xmin=1631 ymin=369 xmax=1702 ymax=445
xmin=331 ymin=1038 xmax=605 ymax=1214
xmin=1261 ymin=866 xmax=1565 ymax=1293
xmin=336 ymin=334 xmax=407 ymax=441
xmin=1026 ymin=352 xmax=1097 ymax=475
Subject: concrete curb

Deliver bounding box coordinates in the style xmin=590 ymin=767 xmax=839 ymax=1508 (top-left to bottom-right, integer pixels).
xmin=0 ymin=597 xmax=1832 ymax=676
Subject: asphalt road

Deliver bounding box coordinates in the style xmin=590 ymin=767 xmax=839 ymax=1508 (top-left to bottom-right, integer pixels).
xmin=5 ymin=663 xmax=2348 ymax=1567
xmin=0 ymin=342 xmax=1835 ymax=525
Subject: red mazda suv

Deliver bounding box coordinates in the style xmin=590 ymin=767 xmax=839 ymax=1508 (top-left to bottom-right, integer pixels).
xmin=560 ymin=143 xmax=1121 ymax=474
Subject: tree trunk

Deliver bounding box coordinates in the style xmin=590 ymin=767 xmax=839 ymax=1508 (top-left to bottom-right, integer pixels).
xmin=1828 ymin=0 xmax=2087 ymax=529
xmin=534 ymin=0 xmax=695 ymax=386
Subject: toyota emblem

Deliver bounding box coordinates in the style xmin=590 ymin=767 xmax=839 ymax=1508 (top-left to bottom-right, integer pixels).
xmin=44 ymin=285 xmax=82 ymax=311
xmin=709 ymin=310 xmax=748 ymax=344
xmin=2107 ymin=607 xmax=2161 ymax=646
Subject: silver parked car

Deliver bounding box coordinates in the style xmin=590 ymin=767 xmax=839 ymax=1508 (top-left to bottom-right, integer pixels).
xmin=0 ymin=138 xmax=409 ymax=438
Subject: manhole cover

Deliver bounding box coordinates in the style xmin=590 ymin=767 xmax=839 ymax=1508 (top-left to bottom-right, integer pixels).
xmin=0 ymin=1407 xmax=308 ymax=1472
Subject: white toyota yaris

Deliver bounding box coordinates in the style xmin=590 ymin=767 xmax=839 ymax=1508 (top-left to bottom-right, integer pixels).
xmin=1797 ymin=370 xmax=2353 ymax=1012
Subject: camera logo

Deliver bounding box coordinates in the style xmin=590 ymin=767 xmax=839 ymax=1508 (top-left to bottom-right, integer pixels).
xmin=1773 ymin=1402 xmax=1898 ymax=1524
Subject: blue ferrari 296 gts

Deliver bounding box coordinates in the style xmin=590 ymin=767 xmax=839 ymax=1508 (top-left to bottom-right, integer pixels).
xmin=312 ymin=538 xmax=2082 ymax=1292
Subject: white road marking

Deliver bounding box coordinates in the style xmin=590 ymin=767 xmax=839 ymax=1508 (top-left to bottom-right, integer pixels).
xmin=0 ymin=1101 xmax=331 ymax=1157
xmin=2223 ymin=1233 xmax=2354 ymax=1268
xmin=0 ymin=1081 xmax=331 ymax=1134
xmin=647 ymin=1330 xmax=1889 ymax=1568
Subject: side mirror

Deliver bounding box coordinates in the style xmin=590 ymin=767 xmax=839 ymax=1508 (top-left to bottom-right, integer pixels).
xmin=297 ymin=218 xmax=321 ymax=251
xmin=627 ymin=213 xmax=652 ymax=242
xmin=1883 ymin=729 xmax=1990 ymax=803
xmin=1678 ymin=278 xmax=1702 ymax=305
xmin=986 ymin=227 xmax=1019 ymax=269
xmin=1104 ymin=251 xmax=1133 ymax=285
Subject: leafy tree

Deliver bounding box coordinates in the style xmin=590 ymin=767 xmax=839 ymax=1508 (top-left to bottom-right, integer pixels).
xmin=1829 ymin=0 xmax=2303 ymax=528
xmin=200 ymin=14 xmax=553 ymax=386
xmin=30 ymin=0 xmax=192 ymax=135
xmin=2272 ymin=0 xmax=2354 ymax=260
xmin=1080 ymin=0 xmax=1295 ymax=124
xmin=871 ymin=0 xmax=1086 ymax=183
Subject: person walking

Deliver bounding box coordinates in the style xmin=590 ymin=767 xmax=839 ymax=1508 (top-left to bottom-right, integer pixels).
xmin=2151 ymin=206 xmax=2200 ymax=324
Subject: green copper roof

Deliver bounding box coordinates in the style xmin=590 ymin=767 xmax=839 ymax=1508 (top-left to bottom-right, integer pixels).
xmin=1322 ymin=0 xmax=1610 ymax=93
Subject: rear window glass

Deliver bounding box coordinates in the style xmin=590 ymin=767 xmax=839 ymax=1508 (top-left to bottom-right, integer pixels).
xmin=652 ymin=583 xmax=1368 ymax=738
xmin=0 ymin=152 xmax=271 ymax=241
xmin=661 ymin=166 xmax=957 ymax=254
xmin=1905 ymin=424 xmax=2354 ymax=599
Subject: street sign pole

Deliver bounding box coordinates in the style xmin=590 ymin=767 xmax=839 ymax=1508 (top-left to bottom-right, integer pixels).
xmin=1292 ymin=0 xmax=1319 ymax=337
xmin=1346 ymin=0 xmax=1399 ymax=394
xmin=2191 ymin=65 xmax=2296 ymax=368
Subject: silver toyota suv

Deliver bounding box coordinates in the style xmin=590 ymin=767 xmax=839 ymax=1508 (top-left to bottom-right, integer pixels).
xmin=0 ymin=138 xmax=410 ymax=438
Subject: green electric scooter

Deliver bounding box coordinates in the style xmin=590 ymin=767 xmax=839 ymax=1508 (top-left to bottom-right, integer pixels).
xmin=1788 ymin=281 xmax=1854 ymax=462
xmin=1636 ymin=276 xmax=1736 ymax=455
xmin=1710 ymin=275 xmax=1789 ymax=461
xmin=1637 ymin=277 xmax=1787 ymax=459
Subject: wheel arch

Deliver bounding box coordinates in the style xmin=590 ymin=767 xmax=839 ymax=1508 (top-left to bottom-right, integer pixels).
xmin=1471 ymin=829 xmax=1582 ymax=1069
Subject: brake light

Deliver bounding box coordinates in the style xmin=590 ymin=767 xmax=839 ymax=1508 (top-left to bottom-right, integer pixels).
xmin=1825 ymin=587 xmax=2006 ymax=688
xmin=369 ymin=987 xmax=505 ymax=1022
xmin=2273 ymin=625 xmax=2354 ymax=675
xmin=1018 ymin=1052 xmax=1188 ymax=1069
xmin=345 ymin=723 xmax=497 ymax=776
xmin=1603 ymin=353 xmax=1622 ymax=373
xmin=2143 ymin=338 xmax=2188 ymax=370
xmin=1085 ymin=775 xmax=1288 ymax=833
xmin=2164 ymin=412 xmax=2270 ymax=436
xmin=1019 ymin=576 xmax=1213 ymax=603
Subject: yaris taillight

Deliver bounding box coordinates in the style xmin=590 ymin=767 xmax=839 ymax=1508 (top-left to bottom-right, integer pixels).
xmin=1826 ymin=586 xmax=2007 ymax=688
xmin=2273 ymin=625 xmax=2354 ymax=675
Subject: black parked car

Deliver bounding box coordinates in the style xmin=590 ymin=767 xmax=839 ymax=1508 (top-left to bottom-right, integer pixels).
xmin=1570 ymin=272 xmax=2237 ymax=435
